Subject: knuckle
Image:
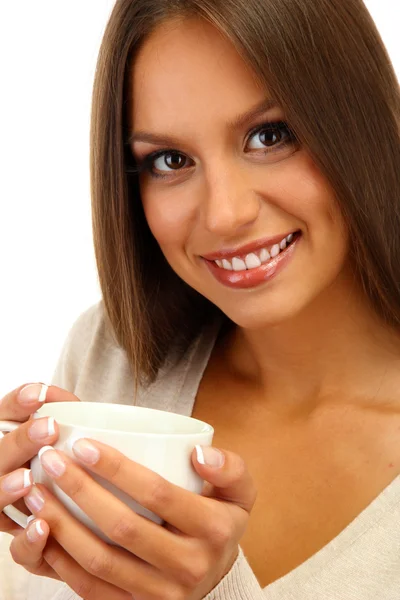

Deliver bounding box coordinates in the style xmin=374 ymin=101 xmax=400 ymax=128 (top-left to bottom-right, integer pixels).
xmin=74 ymin=579 xmax=96 ymax=600
xmin=106 ymin=455 xmax=124 ymax=482
xmin=66 ymin=476 xmax=85 ymax=500
xmin=144 ymin=476 xmax=170 ymax=512
xmin=161 ymin=587 xmax=186 ymax=600
xmin=109 ymin=515 xmax=138 ymax=545
xmin=85 ymin=551 xmax=113 ymax=578
xmin=206 ymin=516 xmax=234 ymax=548
xmin=180 ymin=555 xmax=210 ymax=588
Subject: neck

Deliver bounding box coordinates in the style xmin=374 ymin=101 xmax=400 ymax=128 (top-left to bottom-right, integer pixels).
xmin=223 ymin=269 xmax=400 ymax=412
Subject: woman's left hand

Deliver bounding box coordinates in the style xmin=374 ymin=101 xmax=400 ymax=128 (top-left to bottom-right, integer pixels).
xmin=9 ymin=438 xmax=257 ymax=600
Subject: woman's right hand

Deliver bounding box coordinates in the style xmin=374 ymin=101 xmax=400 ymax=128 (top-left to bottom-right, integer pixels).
xmin=0 ymin=383 xmax=78 ymax=578
xmin=0 ymin=387 xmax=145 ymax=596
xmin=0 ymin=383 xmax=58 ymax=533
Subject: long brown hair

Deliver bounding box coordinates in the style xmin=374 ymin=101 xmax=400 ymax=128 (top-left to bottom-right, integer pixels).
xmin=90 ymin=0 xmax=400 ymax=397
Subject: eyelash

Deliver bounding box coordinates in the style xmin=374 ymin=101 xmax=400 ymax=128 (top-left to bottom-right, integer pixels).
xmin=129 ymin=121 xmax=298 ymax=180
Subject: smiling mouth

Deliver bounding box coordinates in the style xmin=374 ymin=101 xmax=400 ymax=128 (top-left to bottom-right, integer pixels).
xmin=208 ymin=231 xmax=301 ymax=272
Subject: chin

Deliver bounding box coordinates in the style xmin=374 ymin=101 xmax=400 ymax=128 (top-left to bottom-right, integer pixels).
xmin=212 ymin=292 xmax=312 ymax=330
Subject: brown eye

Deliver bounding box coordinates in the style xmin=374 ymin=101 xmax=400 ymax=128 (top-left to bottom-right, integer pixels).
xmin=246 ymin=122 xmax=295 ymax=152
xmin=135 ymin=149 xmax=193 ymax=179
xmin=259 ymin=129 xmax=282 ymax=146
xmin=160 ymin=152 xmax=186 ymax=170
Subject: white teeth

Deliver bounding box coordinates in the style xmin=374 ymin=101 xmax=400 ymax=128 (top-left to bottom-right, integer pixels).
xmin=213 ymin=232 xmax=298 ymax=271
xmin=245 ymin=253 xmax=262 ymax=269
xmin=270 ymin=244 xmax=280 ymax=258
xmin=232 ymin=257 xmax=247 ymax=271
xmin=222 ymin=259 xmax=233 ymax=270
xmin=259 ymin=248 xmax=270 ymax=262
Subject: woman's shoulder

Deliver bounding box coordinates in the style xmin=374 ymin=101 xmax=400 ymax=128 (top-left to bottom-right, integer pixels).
xmin=50 ymin=300 xmax=120 ymax=396
xmin=63 ymin=300 xmax=114 ymax=347
xmin=50 ymin=300 xmax=223 ymax=410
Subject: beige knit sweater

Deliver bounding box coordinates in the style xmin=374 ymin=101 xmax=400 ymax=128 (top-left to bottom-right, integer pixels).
xmin=2 ymin=301 xmax=400 ymax=599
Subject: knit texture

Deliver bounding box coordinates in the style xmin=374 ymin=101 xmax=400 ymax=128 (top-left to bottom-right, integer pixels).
xmin=1 ymin=300 xmax=400 ymax=599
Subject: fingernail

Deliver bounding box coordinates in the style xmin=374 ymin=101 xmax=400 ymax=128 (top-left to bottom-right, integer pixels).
xmin=27 ymin=519 xmax=45 ymax=543
xmin=18 ymin=384 xmax=49 ymax=405
xmin=28 ymin=417 xmax=56 ymax=441
xmin=39 ymin=446 xmax=66 ymax=477
xmin=72 ymin=439 xmax=100 ymax=464
xmin=1 ymin=469 xmax=32 ymax=493
xmin=25 ymin=486 xmax=45 ymax=513
xmin=195 ymin=445 xmax=225 ymax=468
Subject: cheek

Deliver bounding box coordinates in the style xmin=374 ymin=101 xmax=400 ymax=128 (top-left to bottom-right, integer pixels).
xmin=283 ymin=154 xmax=342 ymax=230
xmin=141 ymin=188 xmax=194 ymax=247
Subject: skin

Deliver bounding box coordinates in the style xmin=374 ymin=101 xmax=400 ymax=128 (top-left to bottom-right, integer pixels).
xmin=2 ymin=14 xmax=400 ymax=597
xmin=128 ymin=16 xmax=400 ymax=586
xmin=0 ymin=384 xmax=256 ymax=599
xmin=130 ymin=16 xmax=400 ymax=410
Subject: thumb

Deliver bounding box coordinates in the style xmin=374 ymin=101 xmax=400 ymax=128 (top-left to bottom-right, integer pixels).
xmin=192 ymin=445 xmax=257 ymax=513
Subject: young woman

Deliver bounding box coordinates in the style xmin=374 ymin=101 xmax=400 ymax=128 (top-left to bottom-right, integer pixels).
xmin=1 ymin=0 xmax=400 ymax=598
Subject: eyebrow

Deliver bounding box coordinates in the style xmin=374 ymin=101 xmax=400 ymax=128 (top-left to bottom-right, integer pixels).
xmin=127 ymin=97 xmax=278 ymax=146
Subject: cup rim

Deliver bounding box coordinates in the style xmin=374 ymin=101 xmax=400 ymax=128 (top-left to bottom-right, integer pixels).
xmin=35 ymin=402 xmax=214 ymax=437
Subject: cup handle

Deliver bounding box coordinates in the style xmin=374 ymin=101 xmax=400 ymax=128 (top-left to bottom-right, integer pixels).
xmin=3 ymin=505 xmax=29 ymax=528
xmin=0 ymin=420 xmax=31 ymax=528
xmin=0 ymin=421 xmax=20 ymax=433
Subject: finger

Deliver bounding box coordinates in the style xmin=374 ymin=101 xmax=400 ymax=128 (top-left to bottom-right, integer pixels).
xmin=28 ymin=531 xmax=131 ymax=599
xmin=0 ymin=497 xmax=31 ymax=536
xmin=193 ymin=446 xmax=257 ymax=513
xmin=0 ymin=468 xmax=33 ymax=533
xmin=0 ymin=383 xmax=50 ymax=422
xmin=9 ymin=518 xmax=58 ymax=579
xmin=45 ymin=539 xmax=135 ymax=600
xmin=0 ymin=416 xmax=59 ymax=475
xmin=0 ymin=383 xmax=80 ymax=422
xmin=0 ymin=382 xmax=80 ymax=475
xmin=24 ymin=483 xmax=175 ymax=597
xmin=70 ymin=438 xmax=219 ymax=536
xmin=36 ymin=446 xmax=199 ymax=579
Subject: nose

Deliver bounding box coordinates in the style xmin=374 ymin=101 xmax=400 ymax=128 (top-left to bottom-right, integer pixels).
xmin=201 ymin=159 xmax=261 ymax=236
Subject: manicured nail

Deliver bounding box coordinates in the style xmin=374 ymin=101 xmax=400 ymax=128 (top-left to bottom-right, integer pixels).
xmin=27 ymin=519 xmax=45 ymax=543
xmin=0 ymin=432 xmax=4 ymax=439
xmin=72 ymin=439 xmax=100 ymax=464
xmin=18 ymin=384 xmax=48 ymax=405
xmin=38 ymin=446 xmax=66 ymax=477
xmin=195 ymin=445 xmax=225 ymax=468
xmin=25 ymin=486 xmax=45 ymax=513
xmin=1 ymin=469 xmax=32 ymax=493
xmin=28 ymin=417 xmax=56 ymax=441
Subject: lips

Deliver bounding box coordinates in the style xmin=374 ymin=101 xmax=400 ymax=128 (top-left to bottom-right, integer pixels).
xmin=201 ymin=230 xmax=300 ymax=262
xmin=203 ymin=230 xmax=301 ymax=289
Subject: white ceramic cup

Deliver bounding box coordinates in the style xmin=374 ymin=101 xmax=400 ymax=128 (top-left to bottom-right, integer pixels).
xmin=0 ymin=402 xmax=214 ymax=543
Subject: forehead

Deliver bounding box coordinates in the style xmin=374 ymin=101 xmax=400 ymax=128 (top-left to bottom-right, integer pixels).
xmin=129 ymin=17 xmax=265 ymax=129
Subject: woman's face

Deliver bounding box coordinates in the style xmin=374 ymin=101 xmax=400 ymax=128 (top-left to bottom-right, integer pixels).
xmin=128 ymin=17 xmax=349 ymax=329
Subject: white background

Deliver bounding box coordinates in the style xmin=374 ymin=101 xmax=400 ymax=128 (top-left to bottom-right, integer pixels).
xmin=0 ymin=0 xmax=399 ymax=395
